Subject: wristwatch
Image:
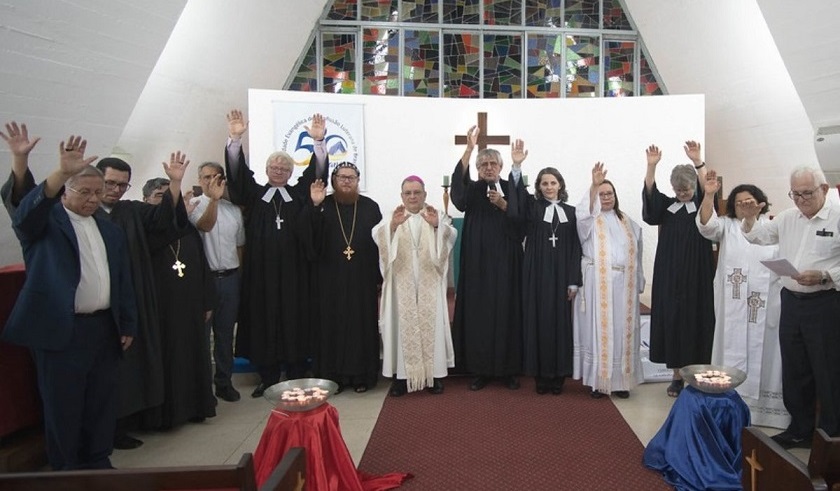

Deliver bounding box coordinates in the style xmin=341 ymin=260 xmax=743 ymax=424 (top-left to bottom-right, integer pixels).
xmin=820 ymin=270 xmax=831 ymax=285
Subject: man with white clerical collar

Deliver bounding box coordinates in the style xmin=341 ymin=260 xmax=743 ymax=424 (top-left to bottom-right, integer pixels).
xmin=306 ymin=161 xmax=382 ymax=393
xmin=373 ymin=175 xmax=457 ymax=396
xmin=224 ymin=110 xmax=329 ymax=398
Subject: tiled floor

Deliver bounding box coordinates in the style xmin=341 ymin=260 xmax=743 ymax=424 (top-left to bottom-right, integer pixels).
xmin=110 ymin=373 xmax=811 ymax=470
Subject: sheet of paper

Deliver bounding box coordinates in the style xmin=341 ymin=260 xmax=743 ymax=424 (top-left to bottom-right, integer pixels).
xmin=760 ymin=258 xmax=800 ymax=277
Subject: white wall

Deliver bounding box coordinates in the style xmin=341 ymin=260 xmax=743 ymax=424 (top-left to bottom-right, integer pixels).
xmin=247 ymin=91 xmax=705 ymax=297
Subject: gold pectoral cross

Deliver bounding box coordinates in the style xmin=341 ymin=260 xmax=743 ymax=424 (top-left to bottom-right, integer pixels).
xmin=172 ymin=260 xmax=186 ymax=278
xmin=343 ymin=245 xmax=355 ymax=261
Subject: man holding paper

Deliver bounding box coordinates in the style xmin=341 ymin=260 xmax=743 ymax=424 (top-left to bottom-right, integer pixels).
xmin=741 ymin=166 xmax=840 ymax=448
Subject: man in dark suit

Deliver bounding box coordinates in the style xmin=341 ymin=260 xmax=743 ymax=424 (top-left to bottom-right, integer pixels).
xmin=2 ymin=136 xmax=137 ymax=470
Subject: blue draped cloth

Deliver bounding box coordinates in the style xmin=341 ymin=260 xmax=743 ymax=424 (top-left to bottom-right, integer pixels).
xmin=643 ymin=385 xmax=751 ymax=491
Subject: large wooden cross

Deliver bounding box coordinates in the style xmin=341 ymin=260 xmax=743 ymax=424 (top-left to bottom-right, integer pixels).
xmin=454 ymin=112 xmax=511 ymax=150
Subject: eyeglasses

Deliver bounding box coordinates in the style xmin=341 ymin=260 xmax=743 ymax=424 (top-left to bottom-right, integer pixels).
xmin=788 ymin=188 xmax=819 ymax=201
xmin=477 ymin=161 xmax=501 ymax=168
xmin=104 ymin=180 xmax=131 ymax=191
xmin=67 ymin=187 xmax=104 ymax=199
xmin=267 ymin=167 xmax=292 ymax=175
xmin=598 ymin=192 xmax=614 ymax=198
xmin=335 ymin=175 xmax=358 ymax=182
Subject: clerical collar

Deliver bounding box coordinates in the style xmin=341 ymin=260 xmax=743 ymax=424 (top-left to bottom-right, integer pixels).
xmin=485 ymin=181 xmax=504 ymax=198
xmin=543 ymin=201 xmax=568 ymax=224
xmin=667 ymin=201 xmax=697 ymax=214
xmin=262 ymin=186 xmax=292 ymax=203
xmin=99 ymin=204 xmax=113 ymax=214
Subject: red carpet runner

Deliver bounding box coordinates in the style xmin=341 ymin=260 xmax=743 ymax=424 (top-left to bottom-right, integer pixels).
xmin=359 ymin=377 xmax=671 ymax=490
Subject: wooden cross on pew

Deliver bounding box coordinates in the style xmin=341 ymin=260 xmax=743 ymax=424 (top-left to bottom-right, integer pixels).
xmin=454 ymin=112 xmax=511 ymax=150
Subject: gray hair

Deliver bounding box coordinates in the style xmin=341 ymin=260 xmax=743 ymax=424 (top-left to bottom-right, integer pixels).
xmin=142 ymin=177 xmax=170 ymax=198
xmin=266 ymin=151 xmax=294 ymax=168
xmin=790 ymin=166 xmax=827 ymax=186
xmin=198 ymin=161 xmax=224 ymax=177
xmin=476 ymin=148 xmax=503 ymax=167
xmin=66 ymin=165 xmax=104 ymax=189
xmin=670 ymin=164 xmax=697 ymax=191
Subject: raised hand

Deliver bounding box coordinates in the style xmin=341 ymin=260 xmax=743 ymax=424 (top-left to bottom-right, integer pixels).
xmin=391 ymin=205 xmax=409 ymax=231
xmin=305 ymin=113 xmax=326 ymax=142
xmin=1 ymin=121 xmax=41 ymax=156
xmin=591 ymin=162 xmax=607 ymax=187
xmin=646 ymin=145 xmax=662 ymax=167
xmin=310 ymin=179 xmax=326 ymax=206
xmin=226 ymin=109 xmax=249 ymax=139
xmin=703 ymin=169 xmax=720 ymax=196
xmin=684 ymin=140 xmax=702 ymax=165
xmin=184 ymin=189 xmax=198 ymax=215
xmin=737 ymin=196 xmax=765 ymax=220
xmin=422 ymin=205 xmax=439 ymax=228
xmin=162 ymin=151 xmax=190 ymax=182
xmin=466 ymin=125 xmax=479 ymax=150
xmin=206 ymin=174 xmax=225 ymax=201
xmin=59 ymin=136 xmax=98 ymax=176
xmin=511 ymin=139 xmax=528 ymax=167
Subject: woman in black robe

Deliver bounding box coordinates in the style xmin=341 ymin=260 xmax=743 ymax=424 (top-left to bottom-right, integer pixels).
xmin=642 ymin=142 xmax=715 ymax=397
xmin=508 ymin=165 xmax=582 ymax=394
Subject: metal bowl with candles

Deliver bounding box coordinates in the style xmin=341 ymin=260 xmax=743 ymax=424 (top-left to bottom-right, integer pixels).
xmin=680 ymin=364 xmax=747 ymax=394
xmin=263 ymin=378 xmax=339 ymax=412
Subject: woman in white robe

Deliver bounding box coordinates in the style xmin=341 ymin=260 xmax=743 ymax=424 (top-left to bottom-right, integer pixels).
xmin=573 ymin=163 xmax=645 ymax=398
xmin=696 ymin=170 xmax=790 ymax=429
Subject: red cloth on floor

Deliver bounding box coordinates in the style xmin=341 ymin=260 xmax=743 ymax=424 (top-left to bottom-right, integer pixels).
xmin=253 ymin=403 xmax=410 ymax=491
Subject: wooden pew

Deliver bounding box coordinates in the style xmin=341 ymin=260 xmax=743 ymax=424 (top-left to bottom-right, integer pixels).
xmin=809 ymin=429 xmax=840 ymax=490
xmin=741 ymin=427 xmax=827 ymax=491
xmin=259 ymin=447 xmax=306 ymax=491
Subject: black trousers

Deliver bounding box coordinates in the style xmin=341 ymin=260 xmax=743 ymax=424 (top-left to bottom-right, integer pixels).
xmin=779 ymin=288 xmax=840 ymax=437
xmin=32 ymin=311 xmax=120 ymax=470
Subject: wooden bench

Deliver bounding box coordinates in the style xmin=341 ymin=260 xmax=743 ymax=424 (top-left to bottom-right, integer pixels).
xmin=809 ymin=429 xmax=840 ymax=491
xmin=741 ymin=427 xmax=827 ymax=491
xmin=0 ymin=449 xmax=307 ymax=491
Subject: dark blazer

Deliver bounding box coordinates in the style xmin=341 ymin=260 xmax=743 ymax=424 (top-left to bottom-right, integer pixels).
xmin=2 ymin=181 xmax=137 ymax=351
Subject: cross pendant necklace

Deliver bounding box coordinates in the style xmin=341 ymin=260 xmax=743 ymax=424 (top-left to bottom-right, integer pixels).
xmin=335 ymin=199 xmax=358 ymax=261
xmin=169 ymin=240 xmax=186 ymax=277
xmin=548 ymin=212 xmax=561 ymax=249
xmin=272 ymin=198 xmax=283 ymax=230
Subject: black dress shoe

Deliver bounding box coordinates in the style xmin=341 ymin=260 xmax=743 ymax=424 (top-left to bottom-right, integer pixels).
xmin=251 ymin=383 xmax=267 ymax=398
xmin=551 ymin=377 xmax=565 ymax=395
xmin=389 ymin=379 xmax=407 ymax=397
xmin=354 ymin=384 xmax=368 ymax=393
xmin=427 ymin=378 xmax=444 ymax=394
xmin=612 ymin=390 xmax=630 ymax=399
xmin=505 ymin=376 xmax=520 ymax=390
xmin=590 ymin=389 xmax=605 ymax=399
xmin=771 ymin=430 xmax=811 ymax=449
xmin=215 ymin=386 xmax=241 ymax=402
xmin=535 ymin=377 xmax=549 ymax=394
xmin=113 ymin=434 xmax=143 ymax=450
xmin=469 ymin=376 xmax=490 ymax=391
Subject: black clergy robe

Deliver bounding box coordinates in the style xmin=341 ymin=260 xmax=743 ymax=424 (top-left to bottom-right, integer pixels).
xmin=642 ymin=181 xmax=715 ymax=368
xmin=225 ymin=147 xmax=327 ymax=377
xmin=145 ymin=212 xmax=216 ymax=429
xmin=507 ymin=181 xmax=582 ymax=379
xmin=450 ymin=163 xmax=523 ymax=377
xmin=302 ymin=195 xmax=382 ymax=388
xmin=4 ymin=170 xmax=170 ymax=418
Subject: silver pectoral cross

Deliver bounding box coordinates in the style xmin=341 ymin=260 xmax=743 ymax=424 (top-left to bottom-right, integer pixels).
xmin=548 ymin=233 xmax=558 ymax=248
xmin=276 ymin=216 xmax=284 ymax=230
xmin=172 ymin=260 xmax=186 ymax=278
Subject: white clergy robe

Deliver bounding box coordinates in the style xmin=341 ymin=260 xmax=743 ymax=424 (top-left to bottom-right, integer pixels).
xmin=697 ymin=211 xmax=790 ymax=429
xmin=373 ymin=209 xmax=456 ymax=392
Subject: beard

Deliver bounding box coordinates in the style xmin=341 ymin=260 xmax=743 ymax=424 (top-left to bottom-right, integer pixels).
xmin=333 ymin=187 xmax=359 ymax=205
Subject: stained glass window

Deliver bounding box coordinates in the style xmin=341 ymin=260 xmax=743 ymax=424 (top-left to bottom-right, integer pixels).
xmin=566 ymin=34 xmax=599 ymax=98
xmin=322 ymin=33 xmax=357 ymax=94
xmin=295 ymin=0 xmax=664 ymax=98
xmin=404 ymin=30 xmax=441 ymax=97
xmin=604 ymin=40 xmax=635 ymax=97
xmin=443 ymin=33 xmax=481 ymax=97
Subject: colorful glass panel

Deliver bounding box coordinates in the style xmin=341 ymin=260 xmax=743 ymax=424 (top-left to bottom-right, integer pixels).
xmin=401 ymin=0 xmax=439 ymax=23
xmin=404 ymin=30 xmax=441 ymax=97
xmin=483 ymin=0 xmax=522 ymax=26
xmin=640 ymin=49 xmax=663 ymax=96
xmin=443 ymin=0 xmax=480 ymax=24
xmin=327 ymin=0 xmax=358 ymax=20
xmin=362 ymin=28 xmax=400 ymax=95
xmin=525 ymin=0 xmax=563 ymax=27
xmin=565 ymin=34 xmax=599 ymax=97
xmin=361 ymin=0 xmax=398 ymax=21
xmin=604 ymin=40 xmax=635 ymax=97
xmin=603 ymin=0 xmax=631 ymax=30
xmin=443 ymin=32 xmax=481 ymax=97
xmin=288 ymin=38 xmax=318 ymax=92
xmin=484 ymin=34 xmax=523 ymax=98
xmin=526 ymin=34 xmax=562 ymax=98
xmin=322 ymin=33 xmax=357 ymax=94
xmin=565 ymin=0 xmax=598 ymax=29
